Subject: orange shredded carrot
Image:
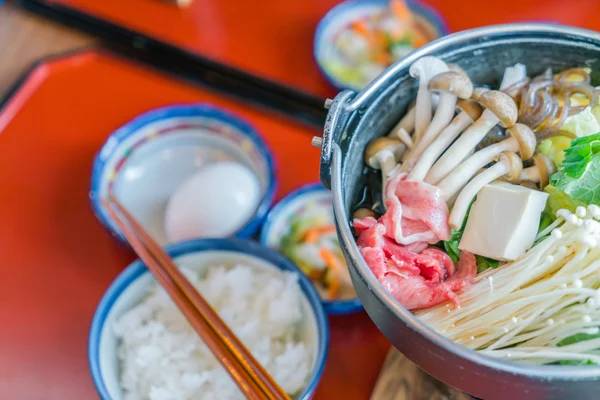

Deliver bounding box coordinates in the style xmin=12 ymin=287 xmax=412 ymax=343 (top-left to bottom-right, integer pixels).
xmin=304 ymin=225 xmax=336 ymax=244
xmin=351 ymin=19 xmax=382 ymax=54
xmin=372 ymin=31 xmax=391 ymax=64
xmin=320 ymin=248 xmax=345 ymax=299
xmin=320 ymin=247 xmax=339 ymax=268
xmin=350 ymin=20 xmax=371 ymax=37
xmin=390 ymin=0 xmax=411 ymax=23
xmin=412 ymin=30 xmax=428 ymax=48
xmin=374 ymin=30 xmax=387 ymax=48
xmin=308 ymin=268 xmax=326 ymax=281
xmin=305 ymin=230 xmax=320 ymax=244
xmin=327 ymin=278 xmax=340 ymax=300
xmin=374 ymin=50 xmax=391 ymax=65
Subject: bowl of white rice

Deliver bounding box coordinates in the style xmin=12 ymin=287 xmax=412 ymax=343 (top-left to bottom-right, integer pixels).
xmin=88 ymin=238 xmax=329 ymax=400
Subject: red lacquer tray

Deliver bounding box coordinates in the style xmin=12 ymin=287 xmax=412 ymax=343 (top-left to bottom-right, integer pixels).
xmin=0 ymin=49 xmax=390 ymax=399
xmin=23 ymin=0 xmax=600 ymax=100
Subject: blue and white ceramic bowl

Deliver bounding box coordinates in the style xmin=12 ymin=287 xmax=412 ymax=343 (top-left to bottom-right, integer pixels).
xmin=314 ymin=0 xmax=449 ymax=91
xmin=90 ymin=104 xmax=276 ymax=245
xmin=88 ymin=238 xmax=329 ymax=400
xmin=261 ymin=182 xmax=363 ymax=315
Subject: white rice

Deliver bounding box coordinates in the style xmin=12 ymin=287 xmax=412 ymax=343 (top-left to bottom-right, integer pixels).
xmin=113 ymin=263 xmax=313 ymax=400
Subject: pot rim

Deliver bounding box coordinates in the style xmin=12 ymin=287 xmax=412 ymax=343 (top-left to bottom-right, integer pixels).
xmin=346 ymin=23 xmax=600 ymax=113
xmin=330 ymin=23 xmax=600 ymax=380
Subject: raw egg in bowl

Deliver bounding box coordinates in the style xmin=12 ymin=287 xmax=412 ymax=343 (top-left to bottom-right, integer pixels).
xmin=90 ymin=104 xmax=276 ymax=245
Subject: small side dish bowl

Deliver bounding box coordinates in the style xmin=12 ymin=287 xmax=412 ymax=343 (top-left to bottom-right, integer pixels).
xmin=261 ymin=183 xmax=363 ymax=315
xmin=90 ymin=104 xmax=276 ymax=246
xmin=314 ymin=0 xmax=448 ymax=91
xmin=89 ymin=238 xmax=329 ymax=400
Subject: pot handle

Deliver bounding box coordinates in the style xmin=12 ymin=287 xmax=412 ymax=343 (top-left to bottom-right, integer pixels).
xmin=314 ymin=69 xmax=400 ymax=188
xmin=314 ymin=90 xmax=356 ymax=189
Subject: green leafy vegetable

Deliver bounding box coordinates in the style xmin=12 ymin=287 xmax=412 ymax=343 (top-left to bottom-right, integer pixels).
xmin=538 ymin=136 xmax=572 ymax=165
xmin=322 ymin=60 xmax=362 ymax=87
xmin=532 ymin=211 xmax=556 ymax=246
xmin=557 ymin=359 xmax=596 ymax=366
xmin=558 ymin=331 xmax=600 ymax=346
xmin=592 ymin=104 xmax=600 ymax=123
xmin=474 ymin=256 xmax=500 ymax=273
xmin=549 ymin=133 xmax=600 ymax=205
xmin=557 ymin=133 xmax=600 ymax=178
xmin=544 ymin=184 xmax=586 ymax=217
xmin=280 ymin=216 xmax=319 ymax=271
xmin=553 ymin=331 xmax=600 ymax=365
xmin=538 ymin=105 xmax=600 ymax=166
xmin=281 ymin=216 xmax=311 ymax=252
xmin=443 ymin=231 xmax=461 ymax=264
xmin=561 ymin=106 xmax=600 ymax=138
xmin=389 ymin=34 xmax=413 ymax=49
xmin=538 ymin=211 xmax=554 ymax=233
xmin=443 ymin=200 xmax=500 ymax=273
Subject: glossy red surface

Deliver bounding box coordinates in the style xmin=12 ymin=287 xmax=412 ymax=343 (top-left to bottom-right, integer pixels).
xmin=45 ymin=0 xmax=600 ymax=98
xmin=0 ymin=50 xmax=390 ymax=399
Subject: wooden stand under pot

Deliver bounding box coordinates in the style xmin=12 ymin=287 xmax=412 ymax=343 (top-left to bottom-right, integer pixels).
xmin=371 ymin=349 xmax=471 ymax=400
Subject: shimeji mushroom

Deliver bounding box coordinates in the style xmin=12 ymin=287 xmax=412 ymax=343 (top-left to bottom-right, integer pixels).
xmin=388 ymin=99 xmax=417 ymax=149
xmin=425 ymin=90 xmax=518 ymax=185
xmin=471 ymin=87 xmax=490 ymax=101
xmin=407 ymin=100 xmax=483 ymax=182
xmin=448 ymin=63 xmax=468 ymax=76
xmin=402 ymin=71 xmax=474 ymax=169
xmin=448 ymin=151 xmax=523 ymax=230
xmin=388 ymin=95 xmax=441 ymax=149
xmin=516 ymin=153 xmax=557 ymax=189
xmin=500 ymin=63 xmax=527 ymax=91
xmin=436 ymin=123 xmax=536 ymax=201
xmin=409 ymin=56 xmax=449 ymax=146
xmin=364 ymin=137 xmax=406 ymax=206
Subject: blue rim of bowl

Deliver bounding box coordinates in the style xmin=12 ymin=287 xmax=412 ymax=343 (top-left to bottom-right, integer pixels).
xmin=260 ymin=182 xmax=363 ymax=315
xmin=313 ymin=0 xmax=450 ymax=91
xmin=89 ymin=103 xmax=278 ymax=243
xmin=88 ymin=238 xmax=329 ymax=400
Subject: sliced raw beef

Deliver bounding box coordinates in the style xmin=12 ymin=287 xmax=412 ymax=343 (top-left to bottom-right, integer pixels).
xmin=355 ymin=220 xmax=476 ymax=310
xmin=380 ymin=172 xmax=451 ymax=245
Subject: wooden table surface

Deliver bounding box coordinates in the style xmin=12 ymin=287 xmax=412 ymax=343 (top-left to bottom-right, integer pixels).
xmin=0 ymin=2 xmax=94 ymax=98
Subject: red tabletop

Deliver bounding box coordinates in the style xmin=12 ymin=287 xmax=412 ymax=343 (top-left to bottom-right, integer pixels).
xmin=0 ymin=50 xmax=390 ymax=399
xmin=44 ymin=0 xmax=600 ymax=98
xmin=7 ymin=1 xmax=600 ymax=398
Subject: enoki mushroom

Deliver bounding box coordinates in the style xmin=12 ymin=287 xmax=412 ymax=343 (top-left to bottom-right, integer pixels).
xmin=417 ymin=206 xmax=600 ymax=365
xmin=503 ymin=68 xmax=598 ymax=141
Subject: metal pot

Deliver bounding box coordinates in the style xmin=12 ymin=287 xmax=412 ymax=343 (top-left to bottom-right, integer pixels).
xmin=315 ymin=24 xmax=600 ymax=399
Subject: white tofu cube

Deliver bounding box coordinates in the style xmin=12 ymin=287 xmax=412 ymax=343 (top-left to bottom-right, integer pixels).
xmin=458 ymin=182 xmax=549 ymax=261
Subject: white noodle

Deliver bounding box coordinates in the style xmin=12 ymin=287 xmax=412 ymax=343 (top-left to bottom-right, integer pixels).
xmin=417 ymin=208 xmax=600 ymax=364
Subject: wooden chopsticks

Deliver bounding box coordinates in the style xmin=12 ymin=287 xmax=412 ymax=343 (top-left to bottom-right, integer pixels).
xmin=102 ymin=194 xmax=290 ymax=400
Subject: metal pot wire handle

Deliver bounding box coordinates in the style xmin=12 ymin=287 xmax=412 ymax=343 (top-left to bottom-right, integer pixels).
xmin=314 ymin=90 xmax=355 ymax=189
